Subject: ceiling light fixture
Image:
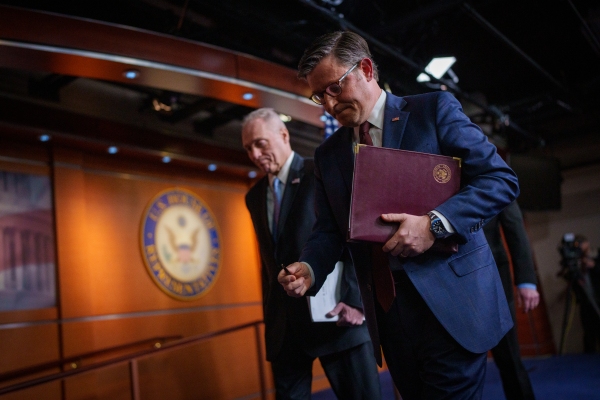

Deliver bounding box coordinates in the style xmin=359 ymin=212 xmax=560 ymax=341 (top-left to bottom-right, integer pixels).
xmin=123 ymin=69 xmax=140 ymax=79
xmin=152 ymin=98 xmax=172 ymax=113
xmin=242 ymin=92 xmax=254 ymax=100
xmin=248 ymin=171 xmax=257 ymax=179
xmin=279 ymin=114 xmax=292 ymax=122
xmin=208 ymin=164 xmax=217 ymax=171
xmin=417 ymin=57 xmax=457 ymax=82
xmin=38 ymin=134 xmax=51 ymax=142
xmin=162 ymin=156 xmax=171 ymax=163
xmin=107 ymin=146 xmax=119 ymax=154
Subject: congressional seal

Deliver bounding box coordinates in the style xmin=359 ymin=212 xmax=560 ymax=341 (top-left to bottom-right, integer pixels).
xmin=433 ymin=164 xmax=452 ymax=184
xmin=140 ymin=188 xmax=221 ymax=300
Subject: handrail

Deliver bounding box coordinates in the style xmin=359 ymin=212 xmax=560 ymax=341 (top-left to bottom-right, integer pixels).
xmin=0 ymin=320 xmax=267 ymax=400
xmin=0 ymin=335 xmax=182 ymax=383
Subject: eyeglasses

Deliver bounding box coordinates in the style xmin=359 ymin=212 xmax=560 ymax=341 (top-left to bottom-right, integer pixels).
xmin=310 ymin=62 xmax=359 ymax=105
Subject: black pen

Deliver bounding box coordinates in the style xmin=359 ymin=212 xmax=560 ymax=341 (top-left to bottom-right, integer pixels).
xmin=281 ymin=264 xmax=292 ymax=275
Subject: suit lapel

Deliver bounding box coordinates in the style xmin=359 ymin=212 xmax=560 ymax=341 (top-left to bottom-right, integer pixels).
xmin=275 ymin=153 xmax=304 ymax=243
xmin=382 ymin=94 xmax=409 ymax=149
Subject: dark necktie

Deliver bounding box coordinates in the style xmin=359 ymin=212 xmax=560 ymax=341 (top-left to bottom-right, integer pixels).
xmin=359 ymin=121 xmax=396 ymax=311
xmin=359 ymin=121 xmax=373 ymax=146
xmin=272 ymin=177 xmax=282 ymax=241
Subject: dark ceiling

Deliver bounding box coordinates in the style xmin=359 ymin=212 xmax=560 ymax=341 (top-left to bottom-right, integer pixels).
xmin=1 ymin=0 xmax=599 ymax=170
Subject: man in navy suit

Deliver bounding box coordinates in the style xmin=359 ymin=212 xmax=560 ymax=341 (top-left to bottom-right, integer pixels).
xmin=278 ymin=31 xmax=519 ymax=399
xmin=242 ymin=108 xmax=381 ymax=400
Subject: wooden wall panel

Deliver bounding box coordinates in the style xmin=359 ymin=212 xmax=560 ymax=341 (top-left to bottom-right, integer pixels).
xmin=138 ymin=329 xmax=264 ymax=400
xmin=59 ymin=308 xmax=266 ymax=399
xmin=0 ymin=324 xmax=60 ymax=374
xmin=0 ymin=382 xmax=62 ymax=400
xmin=64 ymin=364 xmax=131 ymax=400
xmin=59 ymin=307 xmax=263 ymax=359
xmin=54 ymin=162 xmax=261 ymax=317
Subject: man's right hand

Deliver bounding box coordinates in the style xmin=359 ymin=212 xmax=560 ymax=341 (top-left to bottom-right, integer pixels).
xmin=278 ymin=262 xmax=312 ymax=297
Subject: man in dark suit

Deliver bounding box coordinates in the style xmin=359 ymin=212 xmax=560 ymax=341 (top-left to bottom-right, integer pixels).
xmin=483 ymin=200 xmax=540 ymax=400
xmin=242 ymin=108 xmax=381 ymax=400
xmin=278 ymin=31 xmax=519 ymax=399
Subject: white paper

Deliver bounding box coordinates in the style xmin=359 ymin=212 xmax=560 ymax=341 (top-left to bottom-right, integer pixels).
xmin=308 ymin=261 xmax=344 ymax=322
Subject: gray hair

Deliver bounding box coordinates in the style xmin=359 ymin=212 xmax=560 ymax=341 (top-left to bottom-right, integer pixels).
xmin=241 ymin=108 xmax=285 ymax=131
xmin=298 ymin=31 xmax=379 ymax=81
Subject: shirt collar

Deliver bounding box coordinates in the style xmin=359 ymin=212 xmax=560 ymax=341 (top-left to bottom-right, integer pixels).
xmin=269 ymin=151 xmax=295 ymax=187
xmin=352 ymin=89 xmax=386 ymax=142
xmin=368 ymin=89 xmax=386 ymax=130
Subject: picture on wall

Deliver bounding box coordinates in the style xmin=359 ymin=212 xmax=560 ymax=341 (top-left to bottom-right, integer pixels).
xmin=0 ymin=170 xmax=56 ymax=311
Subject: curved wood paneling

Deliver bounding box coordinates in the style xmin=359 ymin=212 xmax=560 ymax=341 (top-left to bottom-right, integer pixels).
xmin=0 ymin=5 xmax=322 ymax=126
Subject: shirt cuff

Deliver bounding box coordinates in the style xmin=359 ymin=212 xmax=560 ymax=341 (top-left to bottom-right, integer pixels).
xmin=431 ymin=210 xmax=455 ymax=234
xmin=517 ymin=283 xmax=537 ymax=290
xmin=301 ymin=262 xmax=315 ymax=289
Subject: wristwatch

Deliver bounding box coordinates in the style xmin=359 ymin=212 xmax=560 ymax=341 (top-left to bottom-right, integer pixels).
xmin=427 ymin=211 xmax=450 ymax=239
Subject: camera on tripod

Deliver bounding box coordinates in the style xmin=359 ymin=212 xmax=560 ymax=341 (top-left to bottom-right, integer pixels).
xmin=558 ymin=232 xmax=584 ymax=280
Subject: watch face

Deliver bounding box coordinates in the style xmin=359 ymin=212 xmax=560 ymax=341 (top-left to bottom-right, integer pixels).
xmin=432 ymin=219 xmax=446 ymax=237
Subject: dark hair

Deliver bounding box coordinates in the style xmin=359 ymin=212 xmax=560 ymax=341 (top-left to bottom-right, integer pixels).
xmin=298 ymin=31 xmax=379 ymax=81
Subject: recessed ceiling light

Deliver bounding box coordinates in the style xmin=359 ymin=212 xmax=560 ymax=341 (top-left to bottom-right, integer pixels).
xmin=38 ymin=134 xmax=51 ymax=142
xmin=123 ymin=69 xmax=140 ymax=79
xmin=248 ymin=171 xmax=257 ymax=178
xmin=108 ymin=146 xmax=119 ymax=154
xmin=208 ymin=164 xmax=217 ymax=171
xmin=279 ymin=114 xmax=292 ymax=122
xmin=242 ymin=93 xmax=254 ymax=100
xmin=162 ymin=156 xmax=171 ymax=163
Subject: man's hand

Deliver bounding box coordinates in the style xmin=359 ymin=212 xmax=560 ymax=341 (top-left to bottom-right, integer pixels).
xmin=380 ymin=213 xmax=435 ymax=257
xmin=326 ymin=302 xmax=365 ymax=326
xmin=277 ymin=262 xmax=312 ymax=297
xmin=517 ymin=287 xmax=540 ymax=313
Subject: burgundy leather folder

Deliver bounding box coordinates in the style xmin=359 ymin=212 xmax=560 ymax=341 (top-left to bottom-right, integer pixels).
xmin=349 ymin=145 xmax=461 ymax=248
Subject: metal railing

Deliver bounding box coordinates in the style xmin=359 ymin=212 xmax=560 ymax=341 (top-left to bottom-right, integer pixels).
xmin=0 ymin=335 xmax=182 ymax=384
xmin=0 ymin=320 xmax=266 ymax=399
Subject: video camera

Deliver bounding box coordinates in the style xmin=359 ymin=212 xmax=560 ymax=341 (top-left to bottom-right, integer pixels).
xmin=558 ymin=232 xmax=583 ymax=280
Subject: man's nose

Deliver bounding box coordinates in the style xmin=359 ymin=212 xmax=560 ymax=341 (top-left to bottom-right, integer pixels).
xmin=323 ymin=94 xmax=338 ymax=110
xmin=250 ymin=147 xmax=262 ymax=160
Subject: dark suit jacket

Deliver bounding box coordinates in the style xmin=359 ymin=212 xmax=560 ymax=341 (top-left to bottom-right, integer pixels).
xmin=245 ymin=153 xmax=370 ymax=362
xmin=300 ymin=91 xmax=519 ymax=365
xmin=483 ymin=200 xmax=537 ymax=306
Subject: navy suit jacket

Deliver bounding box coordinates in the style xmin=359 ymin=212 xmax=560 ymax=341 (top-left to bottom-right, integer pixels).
xmin=245 ymin=153 xmax=370 ymax=362
xmin=300 ymin=91 xmax=519 ymax=365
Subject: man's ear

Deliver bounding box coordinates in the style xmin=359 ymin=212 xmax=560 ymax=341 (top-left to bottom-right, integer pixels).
xmin=281 ymin=129 xmax=290 ymax=144
xmin=359 ymin=58 xmax=374 ymax=81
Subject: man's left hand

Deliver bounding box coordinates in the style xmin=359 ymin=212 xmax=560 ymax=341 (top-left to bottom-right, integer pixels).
xmin=380 ymin=213 xmax=435 ymax=257
xmin=517 ymin=287 xmax=540 ymax=313
xmin=326 ymin=302 xmax=365 ymax=326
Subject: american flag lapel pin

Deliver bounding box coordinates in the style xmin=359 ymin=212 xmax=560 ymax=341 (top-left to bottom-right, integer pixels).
xmin=291 ymin=178 xmax=300 ymax=184
xmin=392 ymin=116 xmax=400 ymax=122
